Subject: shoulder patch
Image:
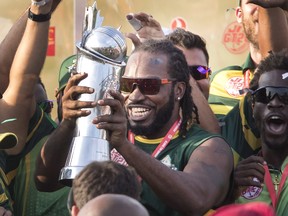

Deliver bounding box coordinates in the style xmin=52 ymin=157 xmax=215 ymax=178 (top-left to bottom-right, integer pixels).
xmin=225 ymin=76 xmax=244 ymax=97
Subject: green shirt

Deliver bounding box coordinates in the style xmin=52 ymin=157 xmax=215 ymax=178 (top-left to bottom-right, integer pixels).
xmin=6 ymin=106 xmax=70 ymax=216
xmin=221 ymin=96 xmax=260 ymax=165
xmin=209 ymin=54 xmax=255 ymax=119
xmin=0 ymin=169 xmax=12 ymax=211
xmin=136 ymin=125 xmax=223 ymax=216
xmin=236 ymin=157 xmax=288 ymax=216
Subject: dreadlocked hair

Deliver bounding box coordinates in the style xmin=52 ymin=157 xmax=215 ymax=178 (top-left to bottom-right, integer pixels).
xmin=132 ymin=39 xmax=199 ymax=137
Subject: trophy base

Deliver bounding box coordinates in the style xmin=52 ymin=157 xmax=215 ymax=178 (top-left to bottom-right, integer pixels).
xmin=58 ymin=136 xmax=110 ymax=186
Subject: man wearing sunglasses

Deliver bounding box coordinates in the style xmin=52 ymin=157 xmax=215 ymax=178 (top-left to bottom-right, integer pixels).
xmin=92 ymin=39 xmax=233 ymax=215
xmin=231 ymin=50 xmax=288 ymax=215
xmin=219 ymin=0 xmax=288 ymax=166
xmin=35 ymin=39 xmax=233 ymax=215
xmin=126 ymin=14 xmax=220 ymax=134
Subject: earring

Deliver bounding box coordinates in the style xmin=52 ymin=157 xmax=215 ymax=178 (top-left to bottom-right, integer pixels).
xmin=177 ymin=97 xmax=181 ymax=100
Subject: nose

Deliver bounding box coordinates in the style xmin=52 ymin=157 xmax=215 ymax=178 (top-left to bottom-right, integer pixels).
xmin=267 ymin=95 xmax=285 ymax=109
xmin=128 ymin=84 xmax=145 ymax=102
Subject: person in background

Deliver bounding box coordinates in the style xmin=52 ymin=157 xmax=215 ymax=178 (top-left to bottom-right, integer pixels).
xmin=0 ymin=0 xmax=55 ymax=213
xmin=0 ymin=0 xmax=72 ymax=215
xmin=70 ymin=161 xmax=141 ymax=216
xmin=220 ymin=0 xmax=288 ymax=165
xmin=77 ymin=194 xmax=149 ymax=216
xmin=233 ymin=50 xmax=288 ymax=215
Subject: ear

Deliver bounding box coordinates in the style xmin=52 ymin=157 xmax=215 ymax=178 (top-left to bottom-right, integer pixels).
xmin=235 ymin=6 xmax=242 ymax=23
xmin=174 ymin=81 xmax=186 ymax=101
xmin=71 ymin=205 xmax=79 ymax=216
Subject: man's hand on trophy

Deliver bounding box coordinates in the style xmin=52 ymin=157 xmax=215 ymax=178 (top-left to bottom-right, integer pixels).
xmin=62 ymin=73 xmax=96 ymax=124
xmin=92 ymin=90 xmax=128 ymax=149
xmin=126 ymin=12 xmax=165 ymax=48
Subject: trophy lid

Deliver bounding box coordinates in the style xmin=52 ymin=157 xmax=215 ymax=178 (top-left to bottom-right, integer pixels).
xmin=82 ymin=26 xmax=127 ymax=63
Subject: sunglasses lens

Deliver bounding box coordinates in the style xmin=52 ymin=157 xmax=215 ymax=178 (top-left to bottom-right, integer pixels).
xmin=253 ymin=88 xmax=269 ymax=103
xmin=120 ymin=78 xmax=133 ymax=93
xmin=188 ymin=66 xmax=210 ymax=80
xmin=253 ymin=87 xmax=288 ymax=104
xmin=120 ymin=78 xmax=162 ymax=95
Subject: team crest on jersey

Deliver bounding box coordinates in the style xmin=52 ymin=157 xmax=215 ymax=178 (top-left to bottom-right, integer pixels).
xmin=225 ymin=76 xmax=244 ymax=97
xmin=241 ymin=177 xmax=263 ymax=200
xmin=161 ymin=155 xmax=177 ymax=170
xmin=110 ymin=148 xmax=128 ymax=166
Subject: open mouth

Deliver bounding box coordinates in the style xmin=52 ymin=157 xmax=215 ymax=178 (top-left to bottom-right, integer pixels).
xmin=267 ymin=115 xmax=287 ymax=134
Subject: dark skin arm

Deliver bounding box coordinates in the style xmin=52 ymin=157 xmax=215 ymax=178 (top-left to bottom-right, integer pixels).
xmin=0 ymin=0 xmax=63 ymax=94
xmin=247 ymin=0 xmax=288 ymax=57
xmin=35 ymin=73 xmax=96 ymax=191
xmin=0 ymin=1 xmax=54 ymax=155
xmin=93 ymin=91 xmax=233 ymax=215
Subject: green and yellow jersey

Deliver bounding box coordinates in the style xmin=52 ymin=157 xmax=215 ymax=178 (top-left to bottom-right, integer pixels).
xmin=136 ymin=125 xmax=225 ymax=216
xmin=209 ymin=54 xmax=255 ymax=119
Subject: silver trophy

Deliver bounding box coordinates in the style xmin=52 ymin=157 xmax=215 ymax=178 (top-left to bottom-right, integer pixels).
xmin=59 ymin=1 xmax=127 ymax=186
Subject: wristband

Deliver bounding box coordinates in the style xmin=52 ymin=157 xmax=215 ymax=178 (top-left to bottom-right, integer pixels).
xmin=28 ymin=8 xmax=51 ymax=22
xmin=31 ymin=0 xmax=49 ymax=6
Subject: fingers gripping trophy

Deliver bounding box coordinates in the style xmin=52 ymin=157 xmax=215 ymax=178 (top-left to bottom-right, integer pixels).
xmin=59 ymin=1 xmax=127 ymax=186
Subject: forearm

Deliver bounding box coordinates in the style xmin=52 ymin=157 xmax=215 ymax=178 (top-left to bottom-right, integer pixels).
xmin=0 ymin=10 xmax=27 ymax=93
xmin=3 ymin=5 xmax=51 ymax=155
xmin=259 ymin=7 xmax=288 ymax=57
xmin=10 ymin=7 xmax=50 ymax=87
xmin=35 ymin=119 xmax=75 ymax=191
xmin=0 ymin=0 xmax=62 ymax=94
xmin=117 ymin=142 xmax=223 ymax=215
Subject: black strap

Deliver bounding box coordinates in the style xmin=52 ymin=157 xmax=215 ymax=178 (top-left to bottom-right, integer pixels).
xmin=28 ymin=8 xmax=51 ymax=22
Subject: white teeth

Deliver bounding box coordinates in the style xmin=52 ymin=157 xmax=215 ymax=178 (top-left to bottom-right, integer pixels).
xmin=131 ymin=107 xmax=150 ymax=117
xmin=271 ymin=116 xmax=281 ymax=120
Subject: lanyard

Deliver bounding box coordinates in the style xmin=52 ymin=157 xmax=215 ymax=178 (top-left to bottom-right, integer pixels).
xmin=128 ymin=117 xmax=182 ymax=158
xmin=264 ymin=164 xmax=288 ymax=208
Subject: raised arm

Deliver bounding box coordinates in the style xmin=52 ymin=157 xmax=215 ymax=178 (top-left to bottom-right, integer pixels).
xmin=126 ymin=12 xmax=165 ymax=49
xmin=35 ymin=73 xmax=96 ymax=191
xmin=248 ymin=0 xmax=288 ymax=57
xmin=0 ymin=0 xmax=55 ymax=155
xmin=0 ymin=0 xmax=62 ymax=94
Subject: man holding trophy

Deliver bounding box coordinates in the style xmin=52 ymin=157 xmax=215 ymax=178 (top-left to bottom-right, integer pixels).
xmin=35 ymin=2 xmax=233 ymax=216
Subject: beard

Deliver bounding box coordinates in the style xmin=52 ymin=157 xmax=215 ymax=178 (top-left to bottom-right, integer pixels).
xmin=242 ymin=16 xmax=259 ymax=49
xmin=128 ymin=91 xmax=175 ymax=137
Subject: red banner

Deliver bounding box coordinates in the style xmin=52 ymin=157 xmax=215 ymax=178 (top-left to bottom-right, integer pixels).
xmin=47 ymin=26 xmax=55 ymax=56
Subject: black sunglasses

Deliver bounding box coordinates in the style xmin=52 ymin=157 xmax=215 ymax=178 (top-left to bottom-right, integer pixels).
xmin=188 ymin=65 xmax=211 ymax=80
xmin=252 ymin=86 xmax=288 ymax=105
xmin=120 ymin=77 xmax=175 ymax=95
xmin=38 ymin=99 xmax=54 ymax=114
